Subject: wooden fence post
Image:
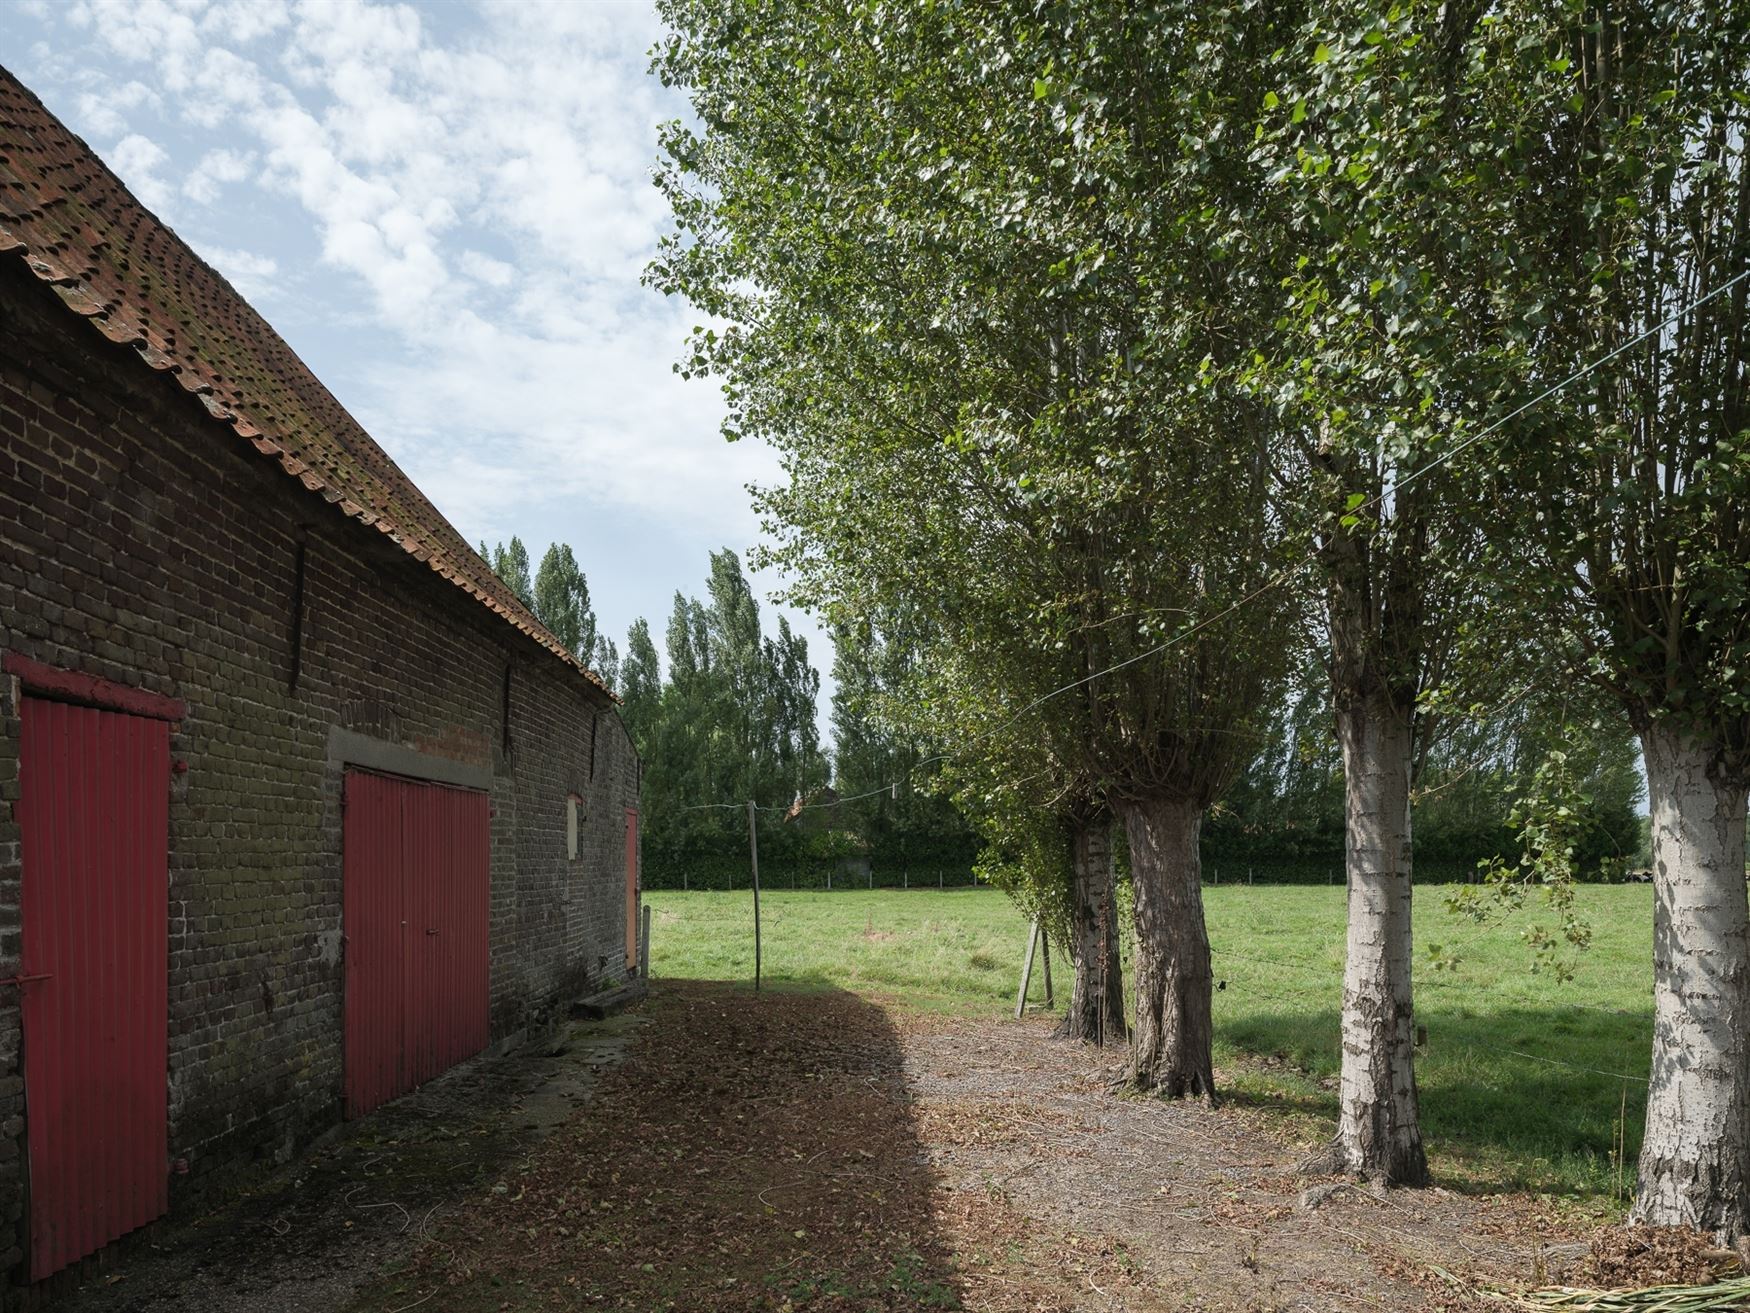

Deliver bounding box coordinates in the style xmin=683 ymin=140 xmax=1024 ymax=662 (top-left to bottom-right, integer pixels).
xmin=1014 ymin=920 xmax=1039 ymax=1020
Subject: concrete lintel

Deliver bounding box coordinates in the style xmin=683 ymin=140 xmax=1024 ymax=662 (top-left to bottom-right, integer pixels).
xmin=326 ymin=726 xmax=493 ymax=791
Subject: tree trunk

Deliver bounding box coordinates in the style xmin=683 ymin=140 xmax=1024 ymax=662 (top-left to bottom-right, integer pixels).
xmin=1332 ymin=685 xmax=1428 ymax=1185
xmin=1632 ymin=725 xmax=1750 ymax=1238
xmin=1057 ymin=812 xmax=1127 ymax=1045
xmin=1115 ymin=795 xmax=1214 ymax=1101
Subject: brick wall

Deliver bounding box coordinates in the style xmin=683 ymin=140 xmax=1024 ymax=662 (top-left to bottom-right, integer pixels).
xmin=0 ymin=258 xmax=639 ymax=1295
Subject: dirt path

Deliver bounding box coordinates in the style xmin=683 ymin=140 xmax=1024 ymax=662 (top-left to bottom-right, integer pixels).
xmin=907 ymin=1018 xmax=1559 ymax=1311
xmin=345 ymin=983 xmax=1584 ymax=1312
xmin=55 ymin=984 xmax=1600 ymax=1313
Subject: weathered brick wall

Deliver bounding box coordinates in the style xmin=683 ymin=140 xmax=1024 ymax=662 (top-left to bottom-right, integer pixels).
xmin=0 ymin=259 xmax=639 ymax=1293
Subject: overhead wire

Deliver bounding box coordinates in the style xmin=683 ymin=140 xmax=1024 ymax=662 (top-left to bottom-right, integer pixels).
xmin=678 ymin=265 xmax=1750 ymax=817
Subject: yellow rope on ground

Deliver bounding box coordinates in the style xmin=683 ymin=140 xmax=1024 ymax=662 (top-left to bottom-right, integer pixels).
xmin=1455 ymin=1273 xmax=1750 ymax=1312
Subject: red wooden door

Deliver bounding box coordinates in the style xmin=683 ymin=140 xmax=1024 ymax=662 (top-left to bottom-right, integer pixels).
xmin=343 ymin=770 xmax=489 ymax=1118
xmin=18 ymin=697 xmax=169 ymax=1279
xmin=624 ymin=808 xmax=639 ymax=970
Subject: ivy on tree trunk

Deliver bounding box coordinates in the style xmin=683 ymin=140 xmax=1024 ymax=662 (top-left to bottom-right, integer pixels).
xmin=1057 ymin=811 xmax=1127 ymax=1046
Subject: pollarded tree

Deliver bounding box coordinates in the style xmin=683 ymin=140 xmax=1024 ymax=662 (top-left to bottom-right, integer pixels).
xmin=1474 ymin=1 xmax=1750 ymax=1235
xmin=869 ymin=620 xmax=1129 ymax=1047
xmin=969 ymin=783 xmax=1126 ymax=1048
xmin=1249 ymin=4 xmax=1541 ymax=1184
xmin=653 ymin=0 xmax=1299 ymax=1097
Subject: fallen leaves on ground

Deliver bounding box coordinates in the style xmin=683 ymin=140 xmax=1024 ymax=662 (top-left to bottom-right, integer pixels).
xmin=414 ymin=983 xmax=963 ymax=1311
xmin=1574 ymin=1225 xmax=1726 ymax=1289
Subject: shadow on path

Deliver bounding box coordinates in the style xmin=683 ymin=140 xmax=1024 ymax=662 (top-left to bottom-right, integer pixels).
xmin=359 ymin=980 xmax=960 ymax=1312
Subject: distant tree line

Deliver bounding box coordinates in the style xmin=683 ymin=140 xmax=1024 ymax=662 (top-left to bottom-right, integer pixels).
xmin=482 ymin=541 xmax=978 ymax=885
xmin=486 ymin=538 xmax=1640 ymax=886
xmin=1208 ymin=664 xmax=1646 ymax=881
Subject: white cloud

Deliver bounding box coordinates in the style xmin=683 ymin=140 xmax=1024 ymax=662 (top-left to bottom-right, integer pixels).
xmin=183 ymin=146 xmax=254 ymax=204
xmin=458 ymin=250 xmax=514 ymax=288
xmin=201 ymin=0 xmax=290 ymax=43
xmin=199 ymin=244 xmax=280 ymax=298
xmin=109 ymin=132 xmax=174 ymax=212
xmin=74 ymin=78 xmax=158 ymax=137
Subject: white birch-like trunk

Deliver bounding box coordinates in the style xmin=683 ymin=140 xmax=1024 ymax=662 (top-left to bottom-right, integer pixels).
xmin=1116 ymin=796 xmax=1214 ymax=1101
xmin=1058 ymin=814 xmax=1127 ymax=1045
xmin=1633 ymin=725 xmax=1750 ymax=1238
xmin=1334 ymin=687 xmax=1428 ymax=1185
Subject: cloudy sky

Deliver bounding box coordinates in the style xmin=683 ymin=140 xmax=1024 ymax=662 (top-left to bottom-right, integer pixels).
xmin=0 ymin=0 xmax=835 ymax=718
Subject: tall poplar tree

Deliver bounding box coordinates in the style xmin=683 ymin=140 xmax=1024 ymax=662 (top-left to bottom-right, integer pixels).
xmin=1478 ymin=1 xmax=1750 ymax=1234
xmin=531 ymin=542 xmax=598 ymax=660
xmin=1250 ymin=4 xmax=1535 ymax=1184
xmin=654 ymin=0 xmax=1299 ymax=1096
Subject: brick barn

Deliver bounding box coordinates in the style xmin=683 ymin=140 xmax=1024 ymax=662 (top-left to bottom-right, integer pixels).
xmin=0 ymin=68 xmax=642 ymax=1292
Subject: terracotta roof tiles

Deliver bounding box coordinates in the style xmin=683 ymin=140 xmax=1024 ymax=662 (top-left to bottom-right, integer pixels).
xmin=0 ymin=66 xmax=610 ymax=697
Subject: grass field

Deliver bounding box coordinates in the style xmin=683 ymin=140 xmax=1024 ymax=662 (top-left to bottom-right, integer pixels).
xmin=645 ymin=884 xmax=1653 ymax=1207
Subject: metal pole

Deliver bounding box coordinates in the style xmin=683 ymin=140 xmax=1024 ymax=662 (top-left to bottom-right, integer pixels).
xmin=640 ymin=903 xmax=652 ymax=980
xmin=747 ymin=800 xmax=762 ymax=992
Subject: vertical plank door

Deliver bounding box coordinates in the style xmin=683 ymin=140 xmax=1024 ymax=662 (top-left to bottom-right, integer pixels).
xmin=343 ymin=770 xmax=489 ymax=1118
xmin=19 ymin=697 xmax=169 ymax=1279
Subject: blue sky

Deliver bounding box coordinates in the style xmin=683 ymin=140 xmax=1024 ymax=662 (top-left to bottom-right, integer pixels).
xmin=0 ymin=0 xmax=836 ymax=722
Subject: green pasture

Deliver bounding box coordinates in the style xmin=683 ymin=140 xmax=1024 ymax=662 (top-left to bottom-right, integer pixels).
xmin=644 ymin=884 xmax=1653 ymax=1207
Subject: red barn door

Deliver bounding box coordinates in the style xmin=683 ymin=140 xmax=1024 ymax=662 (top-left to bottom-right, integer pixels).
xmin=18 ymin=697 xmax=170 ymax=1279
xmin=343 ymin=770 xmax=490 ymax=1118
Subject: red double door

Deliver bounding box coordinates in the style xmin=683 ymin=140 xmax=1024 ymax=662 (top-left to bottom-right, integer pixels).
xmin=342 ymin=770 xmax=490 ymax=1118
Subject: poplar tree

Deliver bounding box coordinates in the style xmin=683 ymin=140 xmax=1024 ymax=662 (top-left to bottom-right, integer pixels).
xmin=532 ymin=542 xmax=598 ymax=660
xmin=619 ymin=618 xmax=662 ymax=745
xmin=1477 ymin=1 xmax=1750 ymax=1234
xmin=483 ymin=536 xmax=533 ymax=608
xmin=1249 ymin=3 xmax=1537 ymax=1184
xmin=653 ymin=0 xmax=1298 ymax=1096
